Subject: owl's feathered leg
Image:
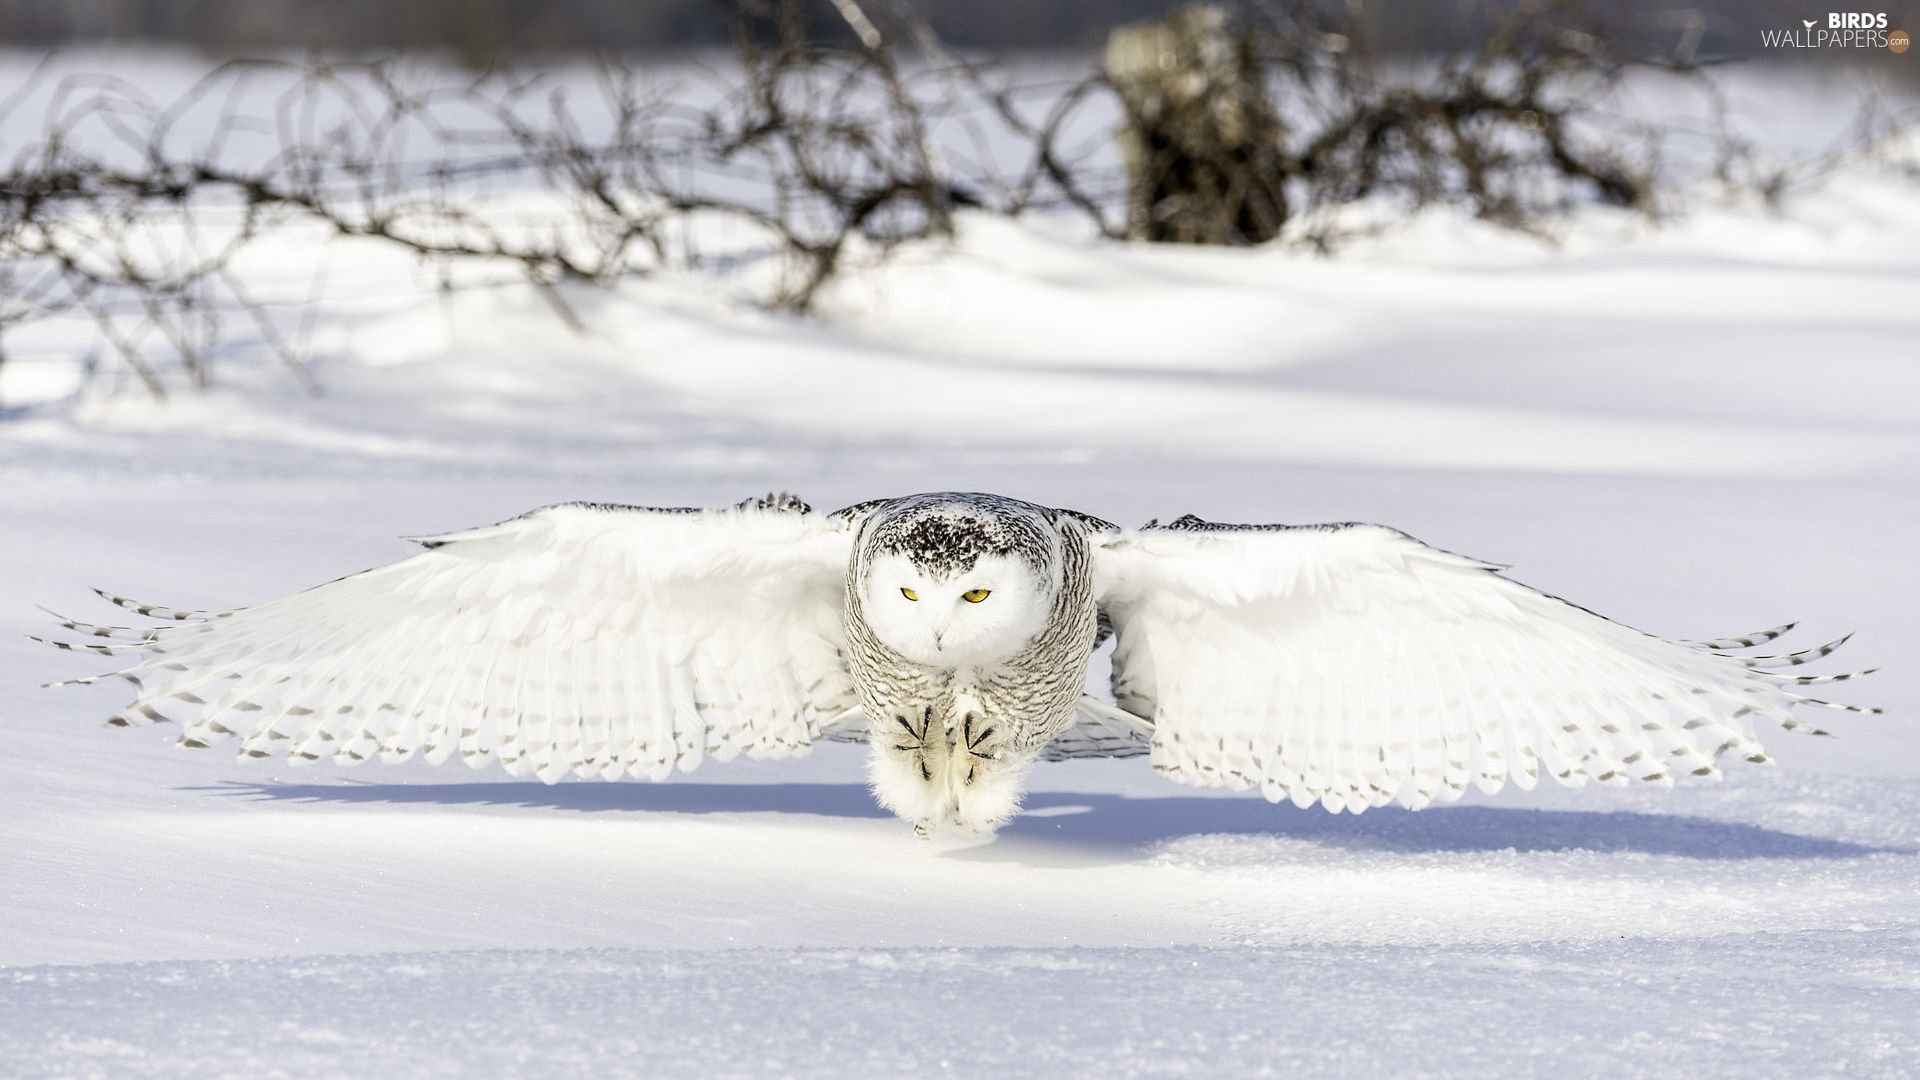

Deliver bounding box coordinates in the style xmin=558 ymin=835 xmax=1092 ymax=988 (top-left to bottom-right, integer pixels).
xmin=870 ymin=706 xmax=953 ymax=835
xmin=946 ymin=711 xmax=1027 ymax=833
xmin=867 ymin=705 xmax=1030 ymax=836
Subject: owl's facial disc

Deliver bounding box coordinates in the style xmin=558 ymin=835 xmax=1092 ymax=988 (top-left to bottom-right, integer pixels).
xmin=863 ymin=552 xmax=1050 ymax=667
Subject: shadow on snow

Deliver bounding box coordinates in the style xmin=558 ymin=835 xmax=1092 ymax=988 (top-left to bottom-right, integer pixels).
xmin=192 ymin=779 xmax=1905 ymax=862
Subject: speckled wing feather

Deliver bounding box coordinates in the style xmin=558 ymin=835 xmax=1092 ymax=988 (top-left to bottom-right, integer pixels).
xmin=1041 ymin=698 xmax=1153 ymax=761
xmin=1090 ymin=516 xmax=1880 ymax=813
xmin=41 ymin=496 xmax=858 ymax=782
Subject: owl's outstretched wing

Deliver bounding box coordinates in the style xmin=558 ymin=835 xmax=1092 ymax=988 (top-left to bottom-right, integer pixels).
xmin=40 ymin=495 xmax=859 ymax=782
xmin=1089 ymin=516 xmax=1880 ymax=813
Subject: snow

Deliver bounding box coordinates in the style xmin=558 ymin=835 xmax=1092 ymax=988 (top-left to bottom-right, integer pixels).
xmin=7 ymin=936 xmax=1918 ymax=1078
xmin=3 ymin=53 xmax=1919 ymax=1079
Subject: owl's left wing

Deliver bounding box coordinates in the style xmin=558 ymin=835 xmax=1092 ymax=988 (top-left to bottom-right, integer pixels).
xmin=1089 ymin=517 xmax=1880 ymax=813
xmin=40 ymin=496 xmax=859 ymax=782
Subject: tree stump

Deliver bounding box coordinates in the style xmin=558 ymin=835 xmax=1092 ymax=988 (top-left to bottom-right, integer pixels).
xmin=1104 ymin=4 xmax=1287 ymax=245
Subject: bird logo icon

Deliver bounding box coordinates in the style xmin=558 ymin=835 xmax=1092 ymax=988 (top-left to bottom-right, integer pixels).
xmin=1802 ymin=18 xmax=1818 ymax=28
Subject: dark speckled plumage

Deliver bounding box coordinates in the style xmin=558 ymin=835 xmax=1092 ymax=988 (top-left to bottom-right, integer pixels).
xmin=844 ymin=493 xmax=1101 ymax=767
xmin=861 ymin=492 xmax=1055 ymax=575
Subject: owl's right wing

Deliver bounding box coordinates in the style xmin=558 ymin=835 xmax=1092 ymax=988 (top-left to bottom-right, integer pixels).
xmin=40 ymin=495 xmax=859 ymax=782
xmin=1088 ymin=516 xmax=1879 ymax=812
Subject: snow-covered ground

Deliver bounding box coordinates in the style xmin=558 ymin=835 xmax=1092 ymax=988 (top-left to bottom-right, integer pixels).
xmin=3 ymin=54 xmax=1918 ymax=1078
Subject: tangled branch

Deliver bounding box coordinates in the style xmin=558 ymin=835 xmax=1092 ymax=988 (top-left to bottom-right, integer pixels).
xmin=0 ymin=0 xmax=1897 ymax=406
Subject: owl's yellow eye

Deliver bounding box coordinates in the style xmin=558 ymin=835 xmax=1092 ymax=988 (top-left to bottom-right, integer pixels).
xmin=962 ymin=589 xmax=991 ymax=603
xmin=900 ymin=587 xmax=919 ymax=601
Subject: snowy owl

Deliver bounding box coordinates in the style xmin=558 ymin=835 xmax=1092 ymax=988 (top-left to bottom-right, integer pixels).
xmin=39 ymin=491 xmax=1880 ymax=835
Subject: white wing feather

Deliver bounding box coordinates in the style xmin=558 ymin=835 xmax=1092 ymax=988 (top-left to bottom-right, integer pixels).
xmin=1092 ymin=521 xmax=1880 ymax=813
xmin=43 ymin=499 xmax=859 ymax=782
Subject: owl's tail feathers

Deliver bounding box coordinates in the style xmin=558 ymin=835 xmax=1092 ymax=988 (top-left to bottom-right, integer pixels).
xmin=815 ymin=705 xmax=867 ymax=742
xmin=1075 ymin=696 xmax=1154 ymax=737
xmin=1039 ymin=697 xmax=1153 ymax=762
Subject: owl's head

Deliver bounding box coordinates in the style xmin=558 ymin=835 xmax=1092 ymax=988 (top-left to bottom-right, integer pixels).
xmin=860 ymin=515 xmax=1056 ymax=668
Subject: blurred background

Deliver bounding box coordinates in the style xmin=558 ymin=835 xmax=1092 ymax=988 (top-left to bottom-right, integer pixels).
xmin=3 ymin=0 xmax=1915 ymax=403
xmin=6 ymin=0 xmax=1917 ymax=60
